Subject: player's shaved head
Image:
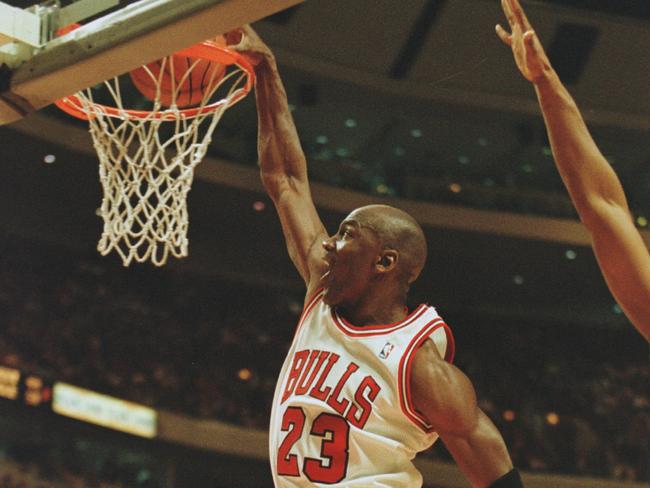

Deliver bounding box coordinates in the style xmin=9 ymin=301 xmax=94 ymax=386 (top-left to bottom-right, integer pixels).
xmin=347 ymin=205 xmax=428 ymax=284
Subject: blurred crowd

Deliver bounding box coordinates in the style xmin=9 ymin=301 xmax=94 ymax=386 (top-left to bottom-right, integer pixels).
xmin=0 ymin=441 xmax=158 ymax=488
xmin=304 ymin=155 xmax=583 ymax=221
xmin=439 ymin=323 xmax=649 ymax=481
xmin=0 ymin=235 xmax=648 ymax=483
xmin=0 ymin=459 xmax=125 ymax=488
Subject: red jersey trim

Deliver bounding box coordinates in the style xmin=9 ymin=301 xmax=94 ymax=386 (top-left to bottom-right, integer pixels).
xmin=295 ymin=289 xmax=324 ymax=335
xmin=331 ymin=304 xmax=429 ymax=337
xmin=398 ymin=319 xmax=449 ymax=433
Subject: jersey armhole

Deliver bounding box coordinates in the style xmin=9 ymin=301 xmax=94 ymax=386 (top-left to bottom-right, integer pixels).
xmin=441 ymin=322 xmax=455 ymax=364
xmin=398 ymin=320 xmax=452 ymax=433
xmin=294 ymin=288 xmax=324 ymax=335
xmin=303 ymin=287 xmax=323 ymax=311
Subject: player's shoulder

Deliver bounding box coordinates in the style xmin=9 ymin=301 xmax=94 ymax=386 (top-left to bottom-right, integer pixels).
xmin=413 ymin=305 xmax=455 ymax=363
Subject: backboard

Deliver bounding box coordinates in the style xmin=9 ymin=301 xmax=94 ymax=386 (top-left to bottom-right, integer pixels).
xmin=0 ymin=0 xmax=304 ymax=125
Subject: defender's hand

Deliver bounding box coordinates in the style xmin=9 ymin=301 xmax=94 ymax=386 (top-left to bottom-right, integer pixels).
xmin=495 ymin=0 xmax=551 ymax=83
xmin=225 ymin=24 xmax=274 ymax=67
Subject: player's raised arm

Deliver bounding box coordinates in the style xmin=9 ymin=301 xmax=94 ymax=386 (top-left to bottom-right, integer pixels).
xmin=229 ymin=26 xmax=328 ymax=292
xmin=496 ymin=0 xmax=650 ymax=340
xmin=411 ymin=342 xmax=523 ymax=488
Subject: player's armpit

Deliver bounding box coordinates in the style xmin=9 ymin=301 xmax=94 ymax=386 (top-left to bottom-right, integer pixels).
xmin=410 ymin=342 xmax=514 ymax=487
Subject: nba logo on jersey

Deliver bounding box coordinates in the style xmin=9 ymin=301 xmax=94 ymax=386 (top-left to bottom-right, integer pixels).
xmin=379 ymin=342 xmax=395 ymax=359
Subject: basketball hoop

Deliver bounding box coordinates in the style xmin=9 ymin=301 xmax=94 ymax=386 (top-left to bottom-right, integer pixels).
xmin=55 ymin=26 xmax=255 ymax=266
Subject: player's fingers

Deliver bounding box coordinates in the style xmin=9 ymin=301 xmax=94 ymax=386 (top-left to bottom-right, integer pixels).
xmin=224 ymin=28 xmax=244 ymax=46
xmin=239 ymin=24 xmax=258 ymax=39
xmin=495 ymin=24 xmax=512 ymax=46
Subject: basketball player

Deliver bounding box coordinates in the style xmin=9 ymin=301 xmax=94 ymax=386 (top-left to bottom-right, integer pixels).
xmin=497 ymin=0 xmax=650 ymax=341
xmin=229 ymin=26 xmax=525 ymax=487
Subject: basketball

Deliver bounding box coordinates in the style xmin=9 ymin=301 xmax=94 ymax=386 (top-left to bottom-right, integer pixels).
xmin=130 ymin=35 xmax=227 ymax=108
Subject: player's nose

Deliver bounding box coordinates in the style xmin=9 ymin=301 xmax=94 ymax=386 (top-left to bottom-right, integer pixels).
xmin=322 ymin=236 xmax=335 ymax=252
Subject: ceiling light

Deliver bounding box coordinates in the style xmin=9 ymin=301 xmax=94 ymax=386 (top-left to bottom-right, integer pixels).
xmin=542 ymin=146 xmax=552 ymax=157
xmin=317 ymin=149 xmax=333 ymax=161
xmin=637 ymin=216 xmax=648 ymax=227
xmin=502 ymin=410 xmax=515 ymax=422
xmin=376 ymin=184 xmax=389 ymax=195
xmin=565 ymin=249 xmax=577 ymax=260
xmin=316 ymin=135 xmax=329 ymax=145
xmin=612 ymin=303 xmax=622 ymax=315
xmin=335 ymin=147 xmax=350 ymax=157
xmin=513 ymin=275 xmax=524 ymax=285
xmin=344 ymin=118 xmax=357 ymax=128
xmin=449 ymin=183 xmax=462 ymax=193
xmin=410 ymin=129 xmax=422 ymax=138
xmin=477 ymin=137 xmax=488 ymax=147
xmin=458 ymin=155 xmax=470 ymax=165
xmin=253 ymin=201 xmax=265 ymax=212
xmin=43 ymin=154 xmax=56 ymax=164
xmin=238 ymin=368 xmax=252 ymax=381
xmin=393 ymin=146 xmax=406 ymax=157
xmin=546 ymin=412 xmax=560 ymax=426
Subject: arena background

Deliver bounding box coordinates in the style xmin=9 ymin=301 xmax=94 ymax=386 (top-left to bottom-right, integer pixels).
xmin=0 ymin=0 xmax=649 ymax=486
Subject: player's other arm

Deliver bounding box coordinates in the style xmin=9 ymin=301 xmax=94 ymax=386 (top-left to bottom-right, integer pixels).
xmin=411 ymin=342 xmax=522 ymax=488
xmin=231 ymin=27 xmax=328 ymax=293
xmin=496 ymin=0 xmax=650 ymax=340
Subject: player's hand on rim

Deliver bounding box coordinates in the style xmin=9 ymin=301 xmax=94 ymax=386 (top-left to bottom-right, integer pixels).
xmin=224 ymin=24 xmax=274 ymax=67
xmin=495 ymin=0 xmax=551 ymax=84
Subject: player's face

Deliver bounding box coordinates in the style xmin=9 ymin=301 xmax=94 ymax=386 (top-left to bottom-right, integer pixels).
xmin=320 ymin=213 xmax=382 ymax=307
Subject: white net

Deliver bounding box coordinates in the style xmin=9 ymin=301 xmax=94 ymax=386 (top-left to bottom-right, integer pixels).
xmin=58 ymin=48 xmax=252 ymax=266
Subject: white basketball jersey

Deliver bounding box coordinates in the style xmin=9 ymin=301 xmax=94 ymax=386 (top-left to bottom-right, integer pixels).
xmin=269 ymin=289 xmax=454 ymax=487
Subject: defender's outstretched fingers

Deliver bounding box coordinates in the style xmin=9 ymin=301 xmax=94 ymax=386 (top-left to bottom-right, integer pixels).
xmin=501 ymin=0 xmax=517 ymax=28
xmin=495 ymin=24 xmax=512 ymax=45
xmin=524 ymin=30 xmax=535 ymax=47
xmin=523 ymin=30 xmax=544 ymax=69
xmin=509 ymin=0 xmax=534 ymax=31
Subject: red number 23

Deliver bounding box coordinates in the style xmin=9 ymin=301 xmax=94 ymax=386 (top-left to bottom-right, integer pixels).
xmin=277 ymin=407 xmax=350 ymax=484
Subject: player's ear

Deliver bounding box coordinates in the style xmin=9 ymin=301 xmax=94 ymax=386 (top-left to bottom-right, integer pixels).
xmin=376 ymin=249 xmax=398 ymax=274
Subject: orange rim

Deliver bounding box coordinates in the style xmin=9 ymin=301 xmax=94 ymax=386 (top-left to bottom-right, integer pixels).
xmin=54 ymin=25 xmax=255 ymax=121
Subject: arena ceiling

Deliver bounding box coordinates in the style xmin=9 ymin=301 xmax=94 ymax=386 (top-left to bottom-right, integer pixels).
xmin=0 ymin=0 xmax=648 ymax=335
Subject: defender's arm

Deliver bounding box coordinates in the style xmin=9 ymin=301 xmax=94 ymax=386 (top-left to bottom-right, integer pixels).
xmin=496 ymin=0 xmax=650 ymax=340
xmin=535 ymin=73 xmax=650 ymax=339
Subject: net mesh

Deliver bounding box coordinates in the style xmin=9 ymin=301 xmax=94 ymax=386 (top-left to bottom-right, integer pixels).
xmin=57 ymin=49 xmax=252 ymax=266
